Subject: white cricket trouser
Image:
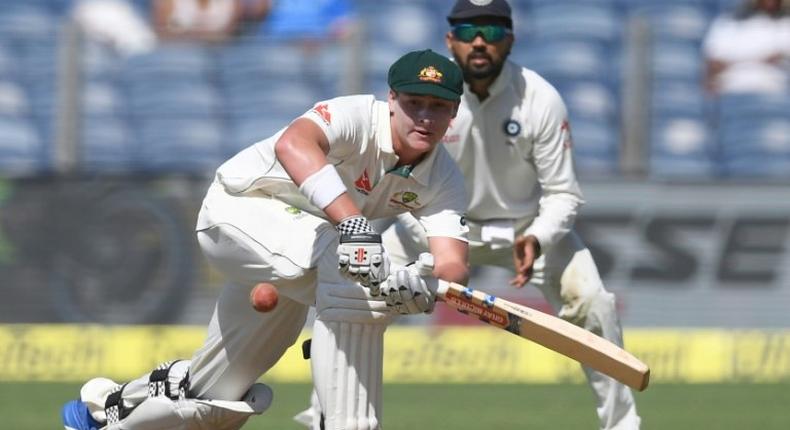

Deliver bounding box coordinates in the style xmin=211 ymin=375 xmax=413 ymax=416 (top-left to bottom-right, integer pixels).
xmin=193 ymin=184 xmax=390 ymax=429
xmin=382 ymin=214 xmax=641 ymax=430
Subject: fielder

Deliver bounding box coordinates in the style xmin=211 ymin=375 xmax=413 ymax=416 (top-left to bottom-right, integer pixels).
xmin=296 ymin=1 xmax=642 ymax=429
xmin=61 ymin=48 xmax=470 ymax=430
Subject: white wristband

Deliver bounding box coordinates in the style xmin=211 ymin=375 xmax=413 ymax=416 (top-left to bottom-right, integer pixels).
xmin=298 ymin=164 xmax=347 ymax=210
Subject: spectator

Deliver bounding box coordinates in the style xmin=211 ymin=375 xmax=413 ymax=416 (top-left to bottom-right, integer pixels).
xmin=152 ymin=0 xmax=244 ymax=43
xmin=702 ymin=0 xmax=790 ymax=95
xmin=72 ymin=0 xmax=157 ymax=56
xmin=256 ymin=0 xmax=357 ymax=43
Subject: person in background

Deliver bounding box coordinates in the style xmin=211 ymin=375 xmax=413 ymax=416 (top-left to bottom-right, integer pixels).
xmin=255 ymin=0 xmax=357 ymax=43
xmin=295 ymin=0 xmax=642 ymax=428
xmin=152 ymin=0 xmax=244 ymax=43
xmin=72 ymin=0 xmax=157 ymax=56
xmin=703 ymin=0 xmax=790 ymax=95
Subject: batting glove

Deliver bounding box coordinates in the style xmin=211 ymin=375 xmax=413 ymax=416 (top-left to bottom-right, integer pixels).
xmin=382 ymin=253 xmax=437 ymax=315
xmin=336 ymin=215 xmax=390 ymax=295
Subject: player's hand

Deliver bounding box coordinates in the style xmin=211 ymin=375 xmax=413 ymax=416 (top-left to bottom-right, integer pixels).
xmin=382 ymin=256 xmax=435 ymax=314
xmin=336 ymin=216 xmax=390 ymax=295
xmin=511 ymin=235 xmax=541 ymax=288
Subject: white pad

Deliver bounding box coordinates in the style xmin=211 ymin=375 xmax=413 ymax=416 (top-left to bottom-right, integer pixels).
xmin=312 ymin=282 xmax=393 ymax=430
xmin=104 ymin=383 xmax=273 ymax=430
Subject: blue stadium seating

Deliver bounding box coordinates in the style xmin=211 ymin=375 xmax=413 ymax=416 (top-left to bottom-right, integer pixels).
xmin=0 ymin=4 xmax=56 ymax=45
xmin=570 ymin=118 xmax=621 ymax=176
xmin=227 ymin=114 xmax=292 ymax=157
xmin=81 ymin=115 xmax=136 ymax=173
xmin=0 ymin=116 xmax=47 ymax=176
xmin=126 ymin=79 xmax=223 ymax=118
xmin=528 ymin=3 xmax=623 ymax=44
xmin=135 ymin=117 xmax=225 ymax=174
xmin=719 ymin=116 xmax=790 ymax=178
xmin=120 ymin=44 xmax=214 ymax=83
xmin=628 ymin=3 xmax=713 ymax=42
xmin=0 ymin=0 xmax=785 ymax=181
xmin=651 ymin=80 xmax=710 ymax=118
xmin=651 ymin=41 xmax=704 ymax=82
xmin=0 ymin=80 xmax=31 ymax=117
xmin=649 ymin=116 xmax=718 ymax=178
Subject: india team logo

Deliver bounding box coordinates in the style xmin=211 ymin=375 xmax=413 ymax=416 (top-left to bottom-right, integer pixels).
xmin=503 ymin=119 xmax=521 ymax=136
xmin=418 ymin=66 xmax=443 ymax=83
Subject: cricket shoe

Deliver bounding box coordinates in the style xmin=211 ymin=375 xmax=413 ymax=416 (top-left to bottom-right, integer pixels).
xmin=62 ymin=399 xmax=101 ymax=430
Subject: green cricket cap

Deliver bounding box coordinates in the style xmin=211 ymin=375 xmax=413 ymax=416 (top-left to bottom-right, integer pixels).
xmin=387 ymin=49 xmax=463 ymax=101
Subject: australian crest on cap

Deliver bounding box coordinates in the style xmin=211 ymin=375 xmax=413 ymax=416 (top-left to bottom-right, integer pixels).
xmin=471 ymin=0 xmax=493 ymax=5
xmin=418 ymin=66 xmax=443 ymax=83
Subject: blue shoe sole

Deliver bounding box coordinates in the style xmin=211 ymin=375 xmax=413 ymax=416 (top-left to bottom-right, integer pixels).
xmin=62 ymin=399 xmax=100 ymax=430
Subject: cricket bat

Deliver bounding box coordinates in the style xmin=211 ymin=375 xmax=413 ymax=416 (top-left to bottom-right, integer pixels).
xmin=434 ymin=279 xmax=650 ymax=391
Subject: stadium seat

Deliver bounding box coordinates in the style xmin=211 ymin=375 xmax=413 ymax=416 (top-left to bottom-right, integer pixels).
xmin=513 ymin=39 xmax=614 ymax=84
xmin=628 ymin=3 xmax=712 ymax=43
xmin=0 ymin=4 xmax=56 ymax=45
xmin=570 ymin=118 xmax=621 ymax=177
xmin=226 ymin=114 xmax=293 ymax=156
xmin=82 ymin=81 xmax=124 ymax=117
xmin=719 ymin=118 xmax=790 ymax=178
xmin=0 ymin=80 xmax=31 ymax=117
xmin=223 ymin=79 xmax=322 ymax=119
xmin=717 ymin=93 xmax=790 ymax=122
xmin=650 ymin=41 xmax=704 ymax=81
xmin=0 ymin=44 xmax=17 ymax=80
xmin=651 ymin=79 xmax=710 ymax=118
xmin=126 ymin=79 xmax=222 ymax=118
xmin=135 ymin=117 xmax=225 ymax=174
xmin=649 ymin=116 xmax=718 ymax=178
xmin=555 ymin=80 xmax=619 ymax=123
xmin=81 ymin=115 xmax=136 ymax=172
xmin=529 ymin=3 xmax=623 ymax=44
xmin=0 ymin=116 xmax=47 ymax=176
xmin=120 ymin=43 xmax=214 ymax=83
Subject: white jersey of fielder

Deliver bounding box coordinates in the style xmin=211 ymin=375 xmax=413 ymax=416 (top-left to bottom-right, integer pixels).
xmin=440 ymin=60 xmax=584 ymax=250
xmin=205 ymin=94 xmax=468 ymax=241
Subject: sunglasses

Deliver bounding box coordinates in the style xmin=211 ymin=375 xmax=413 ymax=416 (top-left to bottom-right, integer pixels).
xmin=451 ymin=24 xmax=512 ymax=43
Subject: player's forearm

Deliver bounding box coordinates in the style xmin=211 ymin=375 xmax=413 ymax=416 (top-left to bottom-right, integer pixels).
xmin=427 ymin=237 xmax=469 ymax=284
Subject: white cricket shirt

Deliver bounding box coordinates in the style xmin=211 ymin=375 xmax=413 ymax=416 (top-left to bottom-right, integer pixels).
xmin=439 ymin=61 xmax=584 ymax=250
xmin=213 ymin=94 xmax=468 ymax=240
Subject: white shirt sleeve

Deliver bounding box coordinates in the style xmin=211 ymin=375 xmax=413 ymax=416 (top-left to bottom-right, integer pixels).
xmin=523 ymin=86 xmax=584 ymax=251
xmin=299 ymin=95 xmax=370 ymax=160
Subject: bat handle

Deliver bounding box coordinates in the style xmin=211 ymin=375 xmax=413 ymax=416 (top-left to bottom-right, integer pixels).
xmin=413 ymin=253 xmax=450 ymax=297
xmin=414 ymin=252 xmax=434 ymax=276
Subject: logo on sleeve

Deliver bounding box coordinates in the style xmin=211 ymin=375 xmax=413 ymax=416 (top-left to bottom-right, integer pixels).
xmin=561 ymin=119 xmax=573 ymax=149
xmin=312 ymin=103 xmax=332 ymax=125
xmin=354 ymin=169 xmax=373 ymax=194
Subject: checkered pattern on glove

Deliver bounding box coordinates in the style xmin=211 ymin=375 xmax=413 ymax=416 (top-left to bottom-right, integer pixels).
xmin=336 ymin=215 xmax=373 ymax=235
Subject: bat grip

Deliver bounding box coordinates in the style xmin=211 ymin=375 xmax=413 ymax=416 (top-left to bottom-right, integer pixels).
xmin=413 ymin=253 xmax=450 ymax=297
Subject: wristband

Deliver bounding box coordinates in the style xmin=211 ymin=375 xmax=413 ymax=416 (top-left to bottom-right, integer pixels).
xmin=298 ymin=164 xmax=346 ymax=210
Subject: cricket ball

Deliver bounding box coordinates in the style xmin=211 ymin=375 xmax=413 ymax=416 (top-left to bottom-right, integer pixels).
xmin=250 ymin=282 xmax=279 ymax=313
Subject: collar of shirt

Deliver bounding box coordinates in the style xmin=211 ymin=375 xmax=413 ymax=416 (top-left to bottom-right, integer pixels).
xmin=462 ymin=60 xmax=514 ymax=106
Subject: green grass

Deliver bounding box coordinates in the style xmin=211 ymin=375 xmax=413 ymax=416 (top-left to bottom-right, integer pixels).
xmin=4 ymin=382 xmax=788 ymax=429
